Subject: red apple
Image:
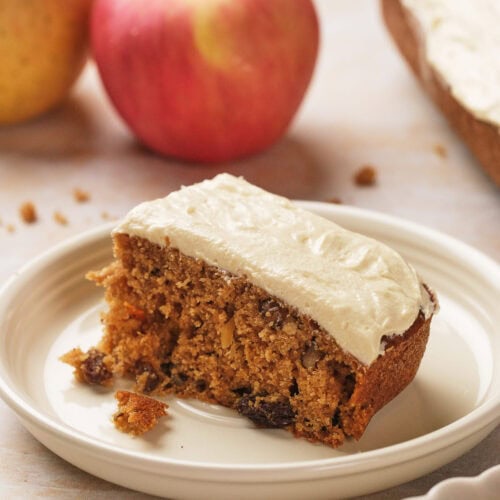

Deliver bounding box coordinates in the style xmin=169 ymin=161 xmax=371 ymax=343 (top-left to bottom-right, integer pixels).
xmin=91 ymin=0 xmax=319 ymax=162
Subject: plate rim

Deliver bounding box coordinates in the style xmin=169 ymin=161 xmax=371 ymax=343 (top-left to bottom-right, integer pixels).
xmin=0 ymin=202 xmax=499 ymax=482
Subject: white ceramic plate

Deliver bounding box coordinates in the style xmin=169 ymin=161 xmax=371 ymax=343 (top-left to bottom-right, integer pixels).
xmin=0 ymin=203 xmax=499 ymax=500
xmin=407 ymin=463 xmax=500 ymax=500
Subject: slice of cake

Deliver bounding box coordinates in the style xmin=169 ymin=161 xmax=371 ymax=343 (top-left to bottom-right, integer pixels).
xmin=73 ymin=174 xmax=436 ymax=447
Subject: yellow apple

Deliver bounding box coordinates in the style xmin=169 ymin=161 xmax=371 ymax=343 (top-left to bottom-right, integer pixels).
xmin=0 ymin=0 xmax=92 ymax=125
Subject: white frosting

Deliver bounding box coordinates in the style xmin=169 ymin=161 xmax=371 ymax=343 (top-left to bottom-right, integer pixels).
xmin=403 ymin=0 xmax=500 ymax=127
xmin=115 ymin=174 xmax=433 ymax=365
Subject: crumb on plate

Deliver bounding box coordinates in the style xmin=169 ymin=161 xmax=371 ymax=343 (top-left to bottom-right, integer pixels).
xmin=113 ymin=390 xmax=168 ymax=436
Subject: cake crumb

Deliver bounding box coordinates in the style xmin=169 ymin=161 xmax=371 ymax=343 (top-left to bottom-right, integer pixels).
xmin=354 ymin=165 xmax=377 ymax=186
xmin=19 ymin=202 xmax=37 ymax=223
xmin=326 ymin=197 xmax=342 ymax=204
xmin=73 ymin=188 xmax=90 ymax=203
xmin=53 ymin=211 xmax=68 ymax=226
xmin=113 ymin=390 xmax=168 ymax=436
xmin=101 ymin=211 xmax=117 ymax=221
xmin=433 ymin=144 xmax=447 ymax=159
xmin=6 ymin=224 xmax=15 ymax=233
xmin=60 ymin=347 xmax=114 ymax=387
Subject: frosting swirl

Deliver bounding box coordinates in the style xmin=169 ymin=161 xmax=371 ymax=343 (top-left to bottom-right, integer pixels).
xmin=116 ymin=174 xmax=433 ymax=365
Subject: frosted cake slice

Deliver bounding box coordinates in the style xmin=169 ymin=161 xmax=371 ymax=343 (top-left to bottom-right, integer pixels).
xmin=66 ymin=173 xmax=436 ymax=447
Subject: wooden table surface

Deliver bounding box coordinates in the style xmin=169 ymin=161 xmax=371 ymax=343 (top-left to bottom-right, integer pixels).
xmin=1 ymin=1 xmax=498 ymax=498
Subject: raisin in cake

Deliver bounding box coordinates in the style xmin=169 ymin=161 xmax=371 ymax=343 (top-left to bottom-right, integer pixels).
xmin=75 ymin=174 xmax=436 ymax=447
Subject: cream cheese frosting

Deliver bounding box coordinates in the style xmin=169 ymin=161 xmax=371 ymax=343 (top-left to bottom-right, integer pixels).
xmin=403 ymin=0 xmax=500 ymax=127
xmin=115 ymin=174 xmax=433 ymax=365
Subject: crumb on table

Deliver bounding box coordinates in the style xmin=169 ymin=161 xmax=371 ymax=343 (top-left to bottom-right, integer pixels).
xmin=354 ymin=165 xmax=377 ymax=186
xmin=73 ymin=188 xmax=90 ymax=203
xmin=113 ymin=390 xmax=168 ymax=436
xmin=53 ymin=211 xmax=68 ymax=225
xmin=433 ymin=144 xmax=448 ymax=159
xmin=101 ymin=211 xmax=117 ymax=221
xmin=19 ymin=202 xmax=37 ymax=223
xmin=326 ymin=197 xmax=342 ymax=204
